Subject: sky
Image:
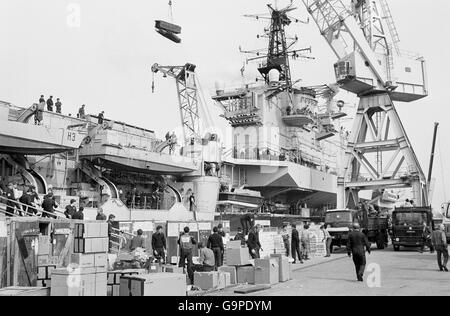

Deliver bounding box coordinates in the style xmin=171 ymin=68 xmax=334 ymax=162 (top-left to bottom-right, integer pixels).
xmin=1 ymin=0 xmax=450 ymax=210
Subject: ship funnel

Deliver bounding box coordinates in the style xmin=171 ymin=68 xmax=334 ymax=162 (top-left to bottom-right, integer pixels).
xmin=215 ymin=81 xmax=225 ymax=96
xmin=268 ymin=69 xmax=280 ymax=87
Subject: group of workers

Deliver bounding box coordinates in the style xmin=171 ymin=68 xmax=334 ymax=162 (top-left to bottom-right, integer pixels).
xmin=0 ymin=182 xmax=61 ymax=218
xmin=34 ymin=95 xmax=105 ymax=125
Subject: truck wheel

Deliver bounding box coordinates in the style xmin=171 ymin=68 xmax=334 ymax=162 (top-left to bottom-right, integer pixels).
xmin=394 ymin=245 xmax=400 ymax=252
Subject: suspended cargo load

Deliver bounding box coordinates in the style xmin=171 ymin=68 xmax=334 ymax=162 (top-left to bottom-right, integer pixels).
xmin=156 ymin=28 xmax=182 ymax=44
xmin=155 ymin=20 xmax=182 ymax=34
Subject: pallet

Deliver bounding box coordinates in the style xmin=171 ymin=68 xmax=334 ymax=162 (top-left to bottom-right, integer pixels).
xmin=234 ymin=285 xmax=271 ymax=294
xmin=0 ymin=286 xmax=50 ymax=296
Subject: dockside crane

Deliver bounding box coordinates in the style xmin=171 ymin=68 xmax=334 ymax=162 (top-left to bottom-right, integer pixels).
xmin=151 ymin=63 xmax=201 ymax=145
xmin=301 ymin=0 xmax=429 ymax=208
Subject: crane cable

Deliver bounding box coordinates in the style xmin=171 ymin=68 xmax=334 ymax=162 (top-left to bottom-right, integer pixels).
xmin=168 ymin=1 xmax=174 ymax=23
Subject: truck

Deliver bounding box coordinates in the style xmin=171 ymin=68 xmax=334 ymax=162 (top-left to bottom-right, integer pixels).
xmin=439 ymin=202 xmax=450 ymax=242
xmin=325 ymin=208 xmax=389 ymax=253
xmin=390 ymin=207 xmax=433 ymax=251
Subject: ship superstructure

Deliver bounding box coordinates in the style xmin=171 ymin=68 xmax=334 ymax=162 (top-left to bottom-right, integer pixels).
xmin=213 ymin=3 xmax=350 ymax=217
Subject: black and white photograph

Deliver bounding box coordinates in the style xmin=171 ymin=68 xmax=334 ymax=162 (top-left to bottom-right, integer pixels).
xmin=0 ymin=0 xmax=448 ymax=302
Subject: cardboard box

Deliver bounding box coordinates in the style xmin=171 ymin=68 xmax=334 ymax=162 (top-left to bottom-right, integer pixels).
xmin=74 ymin=238 xmax=109 ymax=254
xmin=107 ymin=269 xmax=147 ymax=285
xmin=218 ymin=272 xmax=231 ymax=289
xmin=225 ymin=248 xmax=251 ymax=266
xmin=236 ymin=266 xmax=255 ymax=284
xmin=94 ymin=253 xmax=108 ymax=268
xmin=147 ymin=263 xmax=163 ymax=273
xmin=270 ymin=254 xmax=291 ymax=282
xmin=38 ymin=265 xmax=56 ymax=280
xmin=254 ymin=259 xmax=279 ymax=285
xmin=112 ymin=284 xmax=120 ymax=297
xmin=95 ymin=273 xmax=107 ymax=296
xmin=163 ymin=265 xmax=185 ymax=274
xmin=37 ymin=255 xmax=49 ymax=266
xmin=218 ymin=266 xmax=237 ymax=285
xmin=226 ymin=240 xmax=243 ymax=249
xmin=71 ymin=253 xmax=95 ymax=268
xmin=75 ymin=222 xmax=109 ymax=238
xmin=38 ymin=236 xmax=51 ymax=256
xmin=51 ymin=267 xmax=96 ymax=295
xmin=120 ymin=273 xmax=186 ymax=296
xmin=194 ymin=272 xmax=219 ymax=290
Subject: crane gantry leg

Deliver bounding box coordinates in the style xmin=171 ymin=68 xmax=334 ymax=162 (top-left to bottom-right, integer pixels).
xmin=337 ymin=93 xmax=428 ymax=208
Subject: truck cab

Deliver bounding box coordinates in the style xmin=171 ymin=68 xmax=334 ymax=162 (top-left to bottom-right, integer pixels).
xmin=325 ymin=209 xmax=356 ymax=250
xmin=390 ymin=207 xmax=433 ymax=251
xmin=440 ymin=203 xmax=450 ymax=242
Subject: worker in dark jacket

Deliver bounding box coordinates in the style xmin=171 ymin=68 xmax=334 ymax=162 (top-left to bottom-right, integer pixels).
xmin=98 ymin=111 xmax=105 ymax=124
xmin=65 ymin=199 xmax=77 ymax=219
xmin=46 ymin=96 xmax=54 ymax=112
xmin=240 ymin=212 xmax=254 ymax=235
xmin=178 ymin=227 xmax=197 ymax=282
xmin=431 ymin=224 xmax=448 ymax=272
xmin=96 ymin=209 xmax=107 ymax=221
xmin=207 ymin=227 xmax=224 ymax=268
xmin=39 ymin=95 xmax=45 ymax=104
xmin=217 ymin=223 xmax=226 ymax=238
xmin=130 ymin=229 xmax=145 ymax=251
xmin=4 ymin=183 xmax=17 ymax=217
xmin=291 ymin=224 xmax=303 ymax=264
xmin=151 ymin=225 xmax=167 ymax=263
xmin=247 ymin=224 xmax=262 ymax=259
xmin=347 ymin=223 xmax=371 ymax=282
xmin=234 ymin=227 xmax=246 ymax=246
xmin=42 ymin=193 xmax=58 ymax=218
xmin=55 ymin=98 xmax=62 ymax=114
xmin=72 ymin=206 xmax=85 ymax=220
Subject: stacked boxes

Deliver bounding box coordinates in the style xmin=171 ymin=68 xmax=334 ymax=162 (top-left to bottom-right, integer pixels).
xmin=107 ymin=269 xmax=147 ymax=297
xmin=37 ymin=265 xmax=56 ymax=287
xmin=254 ymin=258 xmax=279 ymax=285
xmin=37 ymin=235 xmax=54 ymax=287
xmin=50 ymin=222 xmax=109 ymax=296
xmin=308 ymin=228 xmax=327 ymax=257
xmin=73 ymin=222 xmax=109 ymax=253
xmin=119 ymin=273 xmax=186 ymax=296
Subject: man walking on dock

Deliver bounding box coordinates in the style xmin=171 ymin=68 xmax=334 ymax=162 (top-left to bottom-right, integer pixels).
xmin=431 ymin=224 xmax=448 ymax=272
xmin=347 ymin=223 xmax=371 ymax=282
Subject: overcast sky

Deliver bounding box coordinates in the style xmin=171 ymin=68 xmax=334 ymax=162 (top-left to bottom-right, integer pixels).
xmin=1 ymin=0 xmax=449 ymax=210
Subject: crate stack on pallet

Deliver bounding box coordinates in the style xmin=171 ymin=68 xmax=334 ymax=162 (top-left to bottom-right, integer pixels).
xmin=308 ymin=227 xmax=327 ymax=258
xmin=50 ymin=222 xmax=109 ymax=296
